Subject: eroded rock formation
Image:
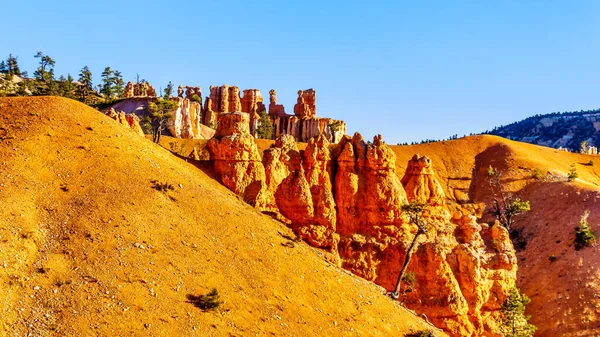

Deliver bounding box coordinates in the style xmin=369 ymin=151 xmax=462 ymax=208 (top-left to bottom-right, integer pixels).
xmin=293 ymin=89 xmax=317 ymax=118
xmin=209 ymin=85 xmax=242 ymax=113
xmin=207 ymin=112 xmax=267 ymax=207
xmin=168 ymin=97 xmax=215 ymax=139
xmin=268 ymin=89 xmax=286 ymax=117
xmin=401 ymin=154 xmax=446 ymax=206
xmin=262 ymin=134 xmax=339 ymax=252
xmin=335 ymin=133 xmax=408 ymax=236
xmin=124 ymin=81 xmax=156 ymax=98
xmin=104 ymin=108 xmax=144 ymax=136
xmin=207 ymin=128 xmax=517 ymax=337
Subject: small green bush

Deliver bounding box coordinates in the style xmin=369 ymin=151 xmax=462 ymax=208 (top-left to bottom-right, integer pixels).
xmin=548 ymin=255 xmax=556 ymax=262
xmin=567 ymin=163 xmax=578 ymax=182
xmin=588 ymin=160 xmax=594 ymax=167
xmin=190 ymin=94 xmax=202 ymax=103
xmin=532 ymin=168 xmax=542 ymax=179
xmin=575 ymin=210 xmax=596 ymax=250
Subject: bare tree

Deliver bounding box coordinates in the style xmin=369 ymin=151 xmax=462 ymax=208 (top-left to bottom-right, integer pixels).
xmin=486 ymin=166 xmax=530 ymax=231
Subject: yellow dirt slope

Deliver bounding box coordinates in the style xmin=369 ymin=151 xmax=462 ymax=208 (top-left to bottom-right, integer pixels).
xmin=0 ymin=97 xmax=444 ymax=336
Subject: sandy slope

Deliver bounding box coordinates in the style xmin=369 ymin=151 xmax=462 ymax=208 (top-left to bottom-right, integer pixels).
xmin=0 ymin=97 xmax=444 ymax=336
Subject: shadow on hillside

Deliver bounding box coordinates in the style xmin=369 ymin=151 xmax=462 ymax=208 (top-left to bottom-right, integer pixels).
xmin=468 ymin=143 xmax=514 ymax=203
xmin=170 ymin=151 xmax=221 ymax=181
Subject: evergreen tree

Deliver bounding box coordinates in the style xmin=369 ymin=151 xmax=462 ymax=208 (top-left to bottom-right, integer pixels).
xmin=33 ymin=51 xmax=56 ymax=82
xmin=7 ymin=54 xmax=21 ymax=76
xmin=499 ymin=287 xmax=536 ymax=337
xmin=144 ymin=98 xmax=178 ymax=143
xmin=57 ymin=75 xmax=67 ymax=96
xmin=63 ymin=74 xmax=75 ymax=99
xmin=100 ymin=67 xmax=114 ymax=100
xmin=256 ymin=111 xmax=273 ymax=139
xmin=78 ymin=66 xmax=93 ymax=103
xmin=567 ymin=163 xmax=578 ymax=182
xmin=0 ymin=60 xmax=6 ymax=73
xmin=163 ymin=81 xmax=174 ymax=99
xmin=112 ymin=70 xmax=125 ymax=98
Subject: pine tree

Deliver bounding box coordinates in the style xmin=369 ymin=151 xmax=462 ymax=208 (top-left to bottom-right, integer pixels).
xmin=33 ymin=51 xmax=56 ymax=82
xmin=112 ymin=70 xmax=125 ymax=98
xmin=499 ymin=287 xmax=536 ymax=337
xmin=78 ymin=66 xmax=93 ymax=103
xmin=163 ymin=81 xmax=174 ymax=99
xmin=58 ymin=75 xmax=67 ymax=96
xmin=567 ymin=163 xmax=578 ymax=182
xmin=63 ymin=74 xmax=75 ymax=99
xmin=100 ymin=67 xmax=114 ymax=100
xmin=7 ymin=54 xmax=21 ymax=76
xmin=0 ymin=60 xmax=6 ymax=73
xmin=255 ymin=111 xmax=273 ymax=139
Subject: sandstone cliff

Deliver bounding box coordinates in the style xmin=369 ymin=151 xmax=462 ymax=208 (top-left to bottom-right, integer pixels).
xmin=206 ymin=116 xmax=517 ymax=337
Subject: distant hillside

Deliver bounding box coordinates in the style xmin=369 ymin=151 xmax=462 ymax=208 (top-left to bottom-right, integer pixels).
xmin=486 ymin=108 xmax=600 ymax=151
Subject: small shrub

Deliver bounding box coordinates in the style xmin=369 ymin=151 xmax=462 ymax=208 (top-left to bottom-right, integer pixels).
xmin=402 ymin=271 xmax=417 ymax=287
xmin=588 ymin=160 xmax=594 ymax=167
xmin=575 ymin=210 xmax=596 ymax=250
xmin=548 ymin=255 xmax=556 ymax=262
xmin=190 ymin=94 xmax=202 ymax=103
xmin=186 ymin=288 xmax=222 ymax=311
xmin=567 ymin=163 xmax=578 ymax=182
xmin=532 ymin=168 xmax=542 ymax=179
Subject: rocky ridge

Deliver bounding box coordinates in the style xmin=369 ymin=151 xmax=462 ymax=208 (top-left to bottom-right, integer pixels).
xmin=106 ymin=84 xmax=347 ymax=143
xmin=207 ymin=113 xmax=517 ymax=337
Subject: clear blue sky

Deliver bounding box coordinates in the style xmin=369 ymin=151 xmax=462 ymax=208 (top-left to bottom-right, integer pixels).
xmin=4 ymin=1 xmax=600 ymax=144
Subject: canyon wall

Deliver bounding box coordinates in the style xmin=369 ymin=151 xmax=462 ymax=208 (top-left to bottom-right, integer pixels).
xmin=207 ymin=113 xmax=517 ymax=337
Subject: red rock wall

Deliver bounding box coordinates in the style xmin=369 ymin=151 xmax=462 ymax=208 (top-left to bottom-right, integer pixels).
xmin=207 ymin=127 xmax=517 ymax=337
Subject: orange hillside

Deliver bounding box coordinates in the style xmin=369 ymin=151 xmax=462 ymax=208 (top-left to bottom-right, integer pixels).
xmin=0 ymin=97 xmax=444 ymax=336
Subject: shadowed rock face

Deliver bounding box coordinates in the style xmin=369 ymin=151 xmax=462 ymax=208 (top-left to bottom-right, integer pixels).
xmin=207 ymin=117 xmax=517 ymax=337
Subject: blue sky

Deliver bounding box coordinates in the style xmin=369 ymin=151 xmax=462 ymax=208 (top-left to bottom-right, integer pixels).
xmin=4 ymin=1 xmax=600 ymax=144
